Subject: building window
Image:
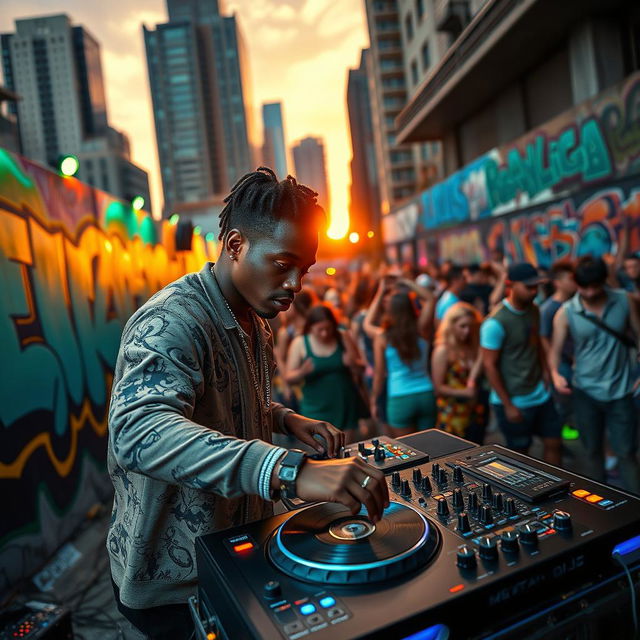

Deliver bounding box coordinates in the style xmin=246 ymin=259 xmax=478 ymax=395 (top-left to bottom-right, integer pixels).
xmin=421 ymin=41 xmax=430 ymax=71
xmin=415 ymin=0 xmax=424 ymax=21
xmin=411 ymin=59 xmax=419 ymax=86
xmin=405 ymin=13 xmax=414 ymax=41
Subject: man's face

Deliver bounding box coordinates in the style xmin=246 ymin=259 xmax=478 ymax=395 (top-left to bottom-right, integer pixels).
xmin=511 ymin=281 xmax=538 ymax=305
xmin=578 ymin=283 xmax=605 ymax=304
xmin=555 ymin=271 xmax=577 ymax=297
xmin=232 ymin=218 xmax=318 ymax=319
xmin=624 ymin=258 xmax=640 ymax=281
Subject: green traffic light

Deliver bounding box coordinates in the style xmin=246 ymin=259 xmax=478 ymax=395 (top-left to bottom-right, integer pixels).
xmin=59 ymin=155 xmax=79 ymax=177
xmin=131 ymin=195 xmax=145 ymax=210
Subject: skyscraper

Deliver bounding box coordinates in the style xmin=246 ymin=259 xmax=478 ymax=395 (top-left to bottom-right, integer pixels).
xmin=347 ymin=49 xmax=380 ymax=235
xmin=291 ymin=137 xmax=330 ymax=212
xmin=1 ymin=14 xmax=151 ymax=209
xmin=262 ymin=102 xmax=288 ymax=180
xmin=144 ymin=0 xmax=256 ymax=215
xmin=363 ymin=0 xmax=422 ymax=214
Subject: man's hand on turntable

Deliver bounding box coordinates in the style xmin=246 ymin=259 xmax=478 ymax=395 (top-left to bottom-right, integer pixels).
xmin=294 ymin=458 xmax=390 ymax=524
xmin=283 ymin=412 xmax=345 ymax=457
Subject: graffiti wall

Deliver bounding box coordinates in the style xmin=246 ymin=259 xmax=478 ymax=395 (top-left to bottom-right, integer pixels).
xmin=435 ymin=180 xmax=640 ymax=266
xmin=383 ymin=71 xmax=640 ymax=264
xmin=0 ymin=149 xmax=215 ymax=600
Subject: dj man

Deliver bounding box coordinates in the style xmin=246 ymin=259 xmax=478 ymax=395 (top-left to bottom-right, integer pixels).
xmin=107 ymin=168 xmax=389 ymax=639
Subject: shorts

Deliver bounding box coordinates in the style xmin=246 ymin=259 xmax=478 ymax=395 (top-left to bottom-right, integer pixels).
xmin=387 ymin=391 xmax=436 ymax=430
xmin=492 ymin=397 xmax=562 ymax=450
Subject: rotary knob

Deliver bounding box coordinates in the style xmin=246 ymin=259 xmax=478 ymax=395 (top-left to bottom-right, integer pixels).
xmin=500 ymin=529 xmax=519 ymax=554
xmin=456 ymin=545 xmax=477 ymax=570
xmin=452 ymin=488 xmax=464 ymax=510
xmin=358 ymin=442 xmax=367 ymax=456
xmin=391 ymin=471 xmax=401 ymax=487
xmin=482 ymin=483 xmax=493 ymax=502
xmin=437 ymin=497 xmax=450 ymax=517
xmin=479 ymin=504 xmax=493 ymax=525
xmin=552 ymin=510 xmax=572 ymax=532
xmin=453 ymin=465 xmax=464 ymax=483
xmin=418 ymin=497 xmax=427 ymax=508
xmin=518 ymin=523 xmax=539 ymax=547
xmin=263 ymin=580 xmax=282 ymax=599
xmin=372 ymin=438 xmax=380 ymax=448
xmin=457 ymin=512 xmax=471 ymax=533
xmin=374 ymin=447 xmax=386 ymax=462
xmin=467 ymin=491 xmax=479 ymax=512
xmin=412 ymin=468 xmax=423 ymax=484
xmin=400 ymin=479 xmax=411 ymax=497
xmin=504 ymin=497 xmax=517 ymax=516
xmin=420 ymin=476 xmax=432 ymax=493
xmin=431 ymin=463 xmax=441 ymax=478
xmin=478 ymin=536 xmax=498 ymax=561
xmin=437 ymin=468 xmax=448 ymax=485
xmin=492 ymin=493 xmax=504 ymax=512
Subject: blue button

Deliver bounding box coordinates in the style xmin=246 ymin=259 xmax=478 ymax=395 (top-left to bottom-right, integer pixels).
xmin=599 ymin=499 xmax=613 ymax=506
xmin=300 ymin=603 xmax=316 ymax=616
xmin=319 ymin=596 xmax=336 ymax=608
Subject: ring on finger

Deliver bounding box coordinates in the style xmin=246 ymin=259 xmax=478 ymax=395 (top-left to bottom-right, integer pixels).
xmin=360 ymin=475 xmax=371 ymax=490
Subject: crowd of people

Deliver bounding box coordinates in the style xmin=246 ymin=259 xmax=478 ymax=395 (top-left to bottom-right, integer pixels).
xmin=270 ymin=250 xmax=640 ymax=493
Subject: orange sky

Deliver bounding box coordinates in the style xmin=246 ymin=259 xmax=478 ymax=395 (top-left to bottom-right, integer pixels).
xmin=1 ymin=0 xmax=370 ymax=235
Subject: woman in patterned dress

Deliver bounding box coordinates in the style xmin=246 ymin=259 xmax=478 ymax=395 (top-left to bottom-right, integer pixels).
xmin=432 ymin=302 xmax=486 ymax=443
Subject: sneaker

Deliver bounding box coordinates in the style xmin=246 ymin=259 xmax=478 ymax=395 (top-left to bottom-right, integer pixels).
xmin=561 ymin=425 xmax=580 ymax=440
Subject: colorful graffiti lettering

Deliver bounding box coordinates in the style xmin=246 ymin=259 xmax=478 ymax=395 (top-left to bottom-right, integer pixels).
xmin=438 ymin=186 xmax=640 ymax=267
xmin=0 ymin=148 xmax=212 ymax=598
xmin=485 ymin=119 xmax=612 ymax=209
xmin=384 ymin=72 xmax=640 ymax=242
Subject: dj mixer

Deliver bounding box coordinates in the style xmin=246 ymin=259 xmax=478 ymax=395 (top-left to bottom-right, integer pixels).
xmin=195 ymin=431 xmax=640 ymax=639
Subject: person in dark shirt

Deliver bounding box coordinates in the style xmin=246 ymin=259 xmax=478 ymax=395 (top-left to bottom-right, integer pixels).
xmin=460 ymin=263 xmax=494 ymax=316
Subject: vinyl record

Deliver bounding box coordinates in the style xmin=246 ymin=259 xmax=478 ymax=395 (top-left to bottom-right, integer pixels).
xmin=268 ymin=501 xmax=439 ymax=585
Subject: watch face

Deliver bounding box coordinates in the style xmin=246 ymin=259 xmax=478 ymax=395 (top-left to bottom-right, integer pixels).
xmin=281 ymin=468 xmax=296 ymax=482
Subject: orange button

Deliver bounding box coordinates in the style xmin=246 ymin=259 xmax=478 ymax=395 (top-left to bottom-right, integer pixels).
xmin=233 ymin=541 xmax=254 ymax=552
xmin=586 ymin=494 xmax=604 ymax=503
xmin=572 ymin=489 xmax=590 ymax=498
xmin=449 ymin=584 xmax=465 ymax=593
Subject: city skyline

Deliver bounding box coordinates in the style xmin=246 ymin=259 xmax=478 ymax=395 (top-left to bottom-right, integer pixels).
xmin=0 ymin=0 xmax=369 ymax=235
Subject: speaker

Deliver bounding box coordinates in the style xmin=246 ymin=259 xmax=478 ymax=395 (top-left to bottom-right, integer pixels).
xmin=175 ymin=220 xmax=194 ymax=251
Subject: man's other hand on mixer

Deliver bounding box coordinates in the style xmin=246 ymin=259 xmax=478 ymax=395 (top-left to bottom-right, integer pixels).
xmin=271 ymin=454 xmax=390 ymax=523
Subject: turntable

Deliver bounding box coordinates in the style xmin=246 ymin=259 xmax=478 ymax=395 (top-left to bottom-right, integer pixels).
xmin=269 ymin=501 xmax=439 ymax=585
xmin=196 ymin=432 xmax=640 ymax=639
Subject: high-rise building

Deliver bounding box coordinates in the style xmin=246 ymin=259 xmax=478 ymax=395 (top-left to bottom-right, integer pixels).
xmin=398 ymin=0 xmax=446 ymax=187
xmin=363 ymin=0 xmax=423 ymax=215
xmin=262 ymin=102 xmax=288 ymax=180
xmin=144 ymin=0 xmax=256 ymax=216
xmin=347 ymin=49 xmax=380 ymax=235
xmin=1 ymin=14 xmax=151 ymax=209
xmin=291 ymin=136 xmax=330 ymax=212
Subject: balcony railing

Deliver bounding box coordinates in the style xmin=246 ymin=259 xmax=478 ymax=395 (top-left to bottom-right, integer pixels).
xmin=396 ymin=0 xmax=523 ymax=137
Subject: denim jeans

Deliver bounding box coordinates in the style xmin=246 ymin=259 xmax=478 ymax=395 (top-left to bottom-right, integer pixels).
xmin=492 ymin=397 xmax=561 ymax=450
xmin=572 ymin=388 xmax=640 ymax=494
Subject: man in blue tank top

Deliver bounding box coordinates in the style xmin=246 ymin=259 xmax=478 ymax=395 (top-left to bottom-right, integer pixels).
xmin=549 ymin=256 xmax=640 ymax=492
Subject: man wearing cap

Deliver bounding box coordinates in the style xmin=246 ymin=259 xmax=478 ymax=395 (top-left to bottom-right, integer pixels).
xmin=480 ymin=263 xmax=562 ymax=463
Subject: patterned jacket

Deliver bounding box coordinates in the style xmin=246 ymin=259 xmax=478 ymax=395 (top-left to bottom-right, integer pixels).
xmin=107 ymin=262 xmax=290 ymax=609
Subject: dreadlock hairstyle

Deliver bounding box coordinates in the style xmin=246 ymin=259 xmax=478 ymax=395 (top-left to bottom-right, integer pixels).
xmin=218 ymin=167 xmax=325 ymax=241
